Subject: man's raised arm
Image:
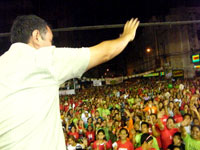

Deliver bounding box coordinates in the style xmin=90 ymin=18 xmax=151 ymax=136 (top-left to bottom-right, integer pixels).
xmin=87 ymin=18 xmax=140 ymax=70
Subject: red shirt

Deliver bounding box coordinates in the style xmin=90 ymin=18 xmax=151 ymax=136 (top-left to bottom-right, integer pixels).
xmin=161 ymin=115 xmax=168 ymax=126
xmin=60 ymin=104 xmax=64 ymax=111
xmin=116 ymin=140 xmax=134 ymax=150
xmin=64 ymin=105 xmax=69 ymax=112
xmin=68 ymin=132 xmax=79 ymax=140
xmin=190 ymin=87 xmax=196 ymax=94
xmin=160 ymin=126 xmax=179 ymax=150
xmin=91 ymin=109 xmax=96 ymax=115
xmin=75 ymin=102 xmax=79 ymax=108
xmin=173 ymin=114 xmax=183 ymax=123
xmin=86 ymin=131 xmax=95 ymax=145
xmin=92 ymin=140 xmax=112 ymax=150
xmin=180 ymin=102 xmax=186 ymax=110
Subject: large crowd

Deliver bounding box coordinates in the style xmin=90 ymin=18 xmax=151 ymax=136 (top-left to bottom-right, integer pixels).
xmin=59 ymin=78 xmax=200 ymax=150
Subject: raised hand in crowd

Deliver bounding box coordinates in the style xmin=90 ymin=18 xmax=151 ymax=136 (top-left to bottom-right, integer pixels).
xmin=191 ymin=105 xmax=200 ymax=125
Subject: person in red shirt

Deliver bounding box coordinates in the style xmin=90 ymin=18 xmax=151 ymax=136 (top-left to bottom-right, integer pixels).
xmin=113 ymin=128 xmax=134 ymax=150
xmin=77 ymin=120 xmax=85 ymax=139
xmin=173 ymin=107 xmax=183 ymax=123
xmin=159 ymin=107 xmax=169 ymax=126
xmin=91 ymin=104 xmax=96 ymax=115
xmin=135 ymin=133 xmax=156 ymax=150
xmin=66 ymin=122 xmax=79 ymax=141
xmin=190 ymin=85 xmax=196 ymax=94
xmin=158 ymin=116 xmax=179 ymax=150
xmin=92 ymin=129 xmax=112 ymax=150
xmin=85 ymin=125 xmax=95 ymax=146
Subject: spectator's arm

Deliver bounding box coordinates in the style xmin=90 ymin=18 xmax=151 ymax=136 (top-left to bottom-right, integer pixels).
xmin=154 ymin=101 xmax=159 ymax=112
xmin=191 ymin=105 xmax=200 ymax=125
xmin=150 ymin=116 xmax=160 ymax=137
xmin=66 ymin=121 xmax=69 ymax=133
xmin=74 ymin=122 xmax=79 ymax=132
xmin=157 ymin=112 xmax=164 ymax=130
xmin=130 ymin=128 xmax=136 ymax=144
xmin=152 ymin=125 xmax=160 ymax=137
xmin=132 ymin=136 xmax=136 ymax=147
xmin=128 ymin=117 xmax=134 ymax=131
xmin=80 ymin=138 xmax=88 ymax=149
xmin=164 ymin=100 xmax=169 ymax=116
xmin=180 ymin=120 xmax=188 ymax=138
xmin=80 ymin=120 xmax=86 ymax=133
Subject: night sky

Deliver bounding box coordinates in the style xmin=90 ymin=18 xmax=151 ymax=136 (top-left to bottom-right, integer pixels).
xmin=0 ymin=0 xmax=200 ymax=77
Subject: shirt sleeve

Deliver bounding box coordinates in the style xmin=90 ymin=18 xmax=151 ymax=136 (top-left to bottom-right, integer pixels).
xmin=50 ymin=47 xmax=90 ymax=84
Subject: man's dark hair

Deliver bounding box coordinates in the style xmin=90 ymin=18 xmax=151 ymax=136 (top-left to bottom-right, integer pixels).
xmin=97 ymin=129 xmax=105 ymax=135
xmin=68 ymin=135 xmax=76 ymax=142
xmin=183 ymin=113 xmax=191 ymax=120
xmin=141 ymin=121 xmax=149 ymax=128
xmin=173 ymin=132 xmax=182 ymax=141
xmin=10 ymin=15 xmax=48 ymax=44
xmin=167 ymin=117 xmax=175 ymax=123
xmin=151 ymin=113 xmax=157 ymax=119
xmin=141 ymin=133 xmax=153 ymax=145
xmin=191 ymin=125 xmax=200 ymax=131
xmin=119 ymin=128 xmax=129 ymax=138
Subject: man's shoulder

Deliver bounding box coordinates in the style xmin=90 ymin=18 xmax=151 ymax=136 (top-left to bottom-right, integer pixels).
xmin=183 ymin=133 xmax=191 ymax=141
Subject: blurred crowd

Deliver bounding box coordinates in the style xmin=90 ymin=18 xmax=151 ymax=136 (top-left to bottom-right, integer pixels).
xmin=59 ymin=78 xmax=200 ymax=150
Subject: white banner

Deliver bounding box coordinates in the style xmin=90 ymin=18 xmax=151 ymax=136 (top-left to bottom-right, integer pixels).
xmin=105 ymin=77 xmax=123 ymax=85
xmin=93 ymin=80 xmax=102 ymax=86
xmin=59 ymin=89 xmax=75 ymax=95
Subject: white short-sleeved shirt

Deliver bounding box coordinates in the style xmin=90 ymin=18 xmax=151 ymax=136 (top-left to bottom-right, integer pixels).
xmin=0 ymin=43 xmax=90 ymax=150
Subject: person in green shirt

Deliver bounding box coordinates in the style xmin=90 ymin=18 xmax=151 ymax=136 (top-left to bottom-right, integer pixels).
xmin=180 ymin=120 xmax=200 ymax=150
xmin=101 ymin=120 xmax=110 ymax=141
xmin=127 ymin=98 xmax=134 ymax=107
xmin=102 ymin=104 xmax=110 ymax=118
xmin=96 ymin=103 xmax=103 ymax=117
xmin=134 ymin=122 xmax=159 ymax=150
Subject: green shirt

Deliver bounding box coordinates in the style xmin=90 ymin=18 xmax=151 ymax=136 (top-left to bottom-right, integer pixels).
xmin=72 ymin=118 xmax=78 ymax=124
xmin=84 ymin=123 xmax=94 ymax=129
xmin=97 ymin=107 xmax=103 ymax=117
xmin=103 ymin=127 xmax=110 ymax=141
xmin=102 ymin=109 xmax=110 ymax=117
xmin=135 ymin=133 xmax=160 ymax=150
xmin=183 ymin=133 xmax=200 ymax=150
xmin=127 ymin=98 xmax=134 ymax=104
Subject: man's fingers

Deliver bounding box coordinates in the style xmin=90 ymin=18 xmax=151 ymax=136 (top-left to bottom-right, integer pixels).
xmin=134 ymin=20 xmax=140 ymax=30
xmin=126 ymin=18 xmax=140 ymax=32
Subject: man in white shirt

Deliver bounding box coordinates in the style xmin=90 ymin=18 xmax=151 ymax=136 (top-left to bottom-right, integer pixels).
xmin=0 ymin=15 xmax=139 ymax=150
xmin=81 ymin=111 xmax=91 ymax=125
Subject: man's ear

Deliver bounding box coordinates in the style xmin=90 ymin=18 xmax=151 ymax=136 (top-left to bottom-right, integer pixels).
xmin=28 ymin=30 xmax=42 ymax=49
xmin=32 ymin=29 xmax=42 ymax=42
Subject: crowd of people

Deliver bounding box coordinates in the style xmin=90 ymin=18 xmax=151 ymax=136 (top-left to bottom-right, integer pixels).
xmin=59 ymin=77 xmax=200 ymax=150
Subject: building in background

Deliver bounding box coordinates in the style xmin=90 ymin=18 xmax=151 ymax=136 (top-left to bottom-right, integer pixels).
xmin=130 ymin=6 xmax=200 ymax=78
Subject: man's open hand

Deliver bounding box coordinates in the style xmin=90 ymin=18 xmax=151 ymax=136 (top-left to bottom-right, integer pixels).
xmin=120 ymin=18 xmax=140 ymax=42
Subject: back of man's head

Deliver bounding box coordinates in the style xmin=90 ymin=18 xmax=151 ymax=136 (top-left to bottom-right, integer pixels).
xmin=10 ymin=15 xmax=48 ymax=44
